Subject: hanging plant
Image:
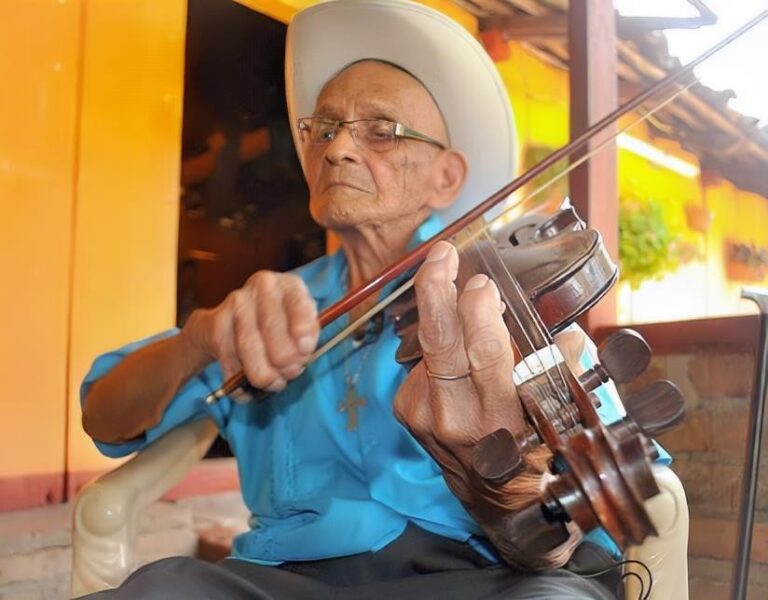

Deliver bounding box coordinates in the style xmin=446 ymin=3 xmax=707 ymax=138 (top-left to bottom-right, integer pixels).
xmin=619 ymin=198 xmax=682 ymax=289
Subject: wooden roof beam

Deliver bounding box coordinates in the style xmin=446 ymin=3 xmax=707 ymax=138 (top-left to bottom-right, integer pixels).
xmin=480 ymin=14 xmax=566 ymax=39
xmin=617 ymin=0 xmax=717 ymax=37
xmin=534 ymin=39 xmax=704 ymax=131
xmin=481 ymin=1 xmax=717 ymax=40
xmin=616 ymin=42 xmax=768 ymax=163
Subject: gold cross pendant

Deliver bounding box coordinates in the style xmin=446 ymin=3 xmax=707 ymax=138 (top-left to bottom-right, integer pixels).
xmin=339 ymin=387 xmax=366 ymax=431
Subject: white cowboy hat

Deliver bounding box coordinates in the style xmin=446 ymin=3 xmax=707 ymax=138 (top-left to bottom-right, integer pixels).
xmin=285 ymin=0 xmax=516 ymax=225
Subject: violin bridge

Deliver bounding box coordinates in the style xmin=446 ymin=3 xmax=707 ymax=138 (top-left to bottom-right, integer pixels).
xmin=512 ymin=345 xmax=565 ymax=386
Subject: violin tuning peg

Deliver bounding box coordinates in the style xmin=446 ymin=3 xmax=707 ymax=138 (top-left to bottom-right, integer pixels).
xmin=597 ymin=328 xmax=651 ymax=384
xmin=623 ymin=380 xmax=686 ymax=435
xmin=471 ymin=428 xmax=525 ymax=485
xmin=500 ymin=501 xmax=572 ymax=557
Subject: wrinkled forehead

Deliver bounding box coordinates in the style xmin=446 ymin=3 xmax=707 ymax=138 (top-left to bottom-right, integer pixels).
xmin=322 ymin=59 xmax=426 ymax=94
xmin=315 ymin=59 xmax=448 ymax=130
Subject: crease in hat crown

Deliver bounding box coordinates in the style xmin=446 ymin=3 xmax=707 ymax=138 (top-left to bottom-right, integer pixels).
xmin=285 ymin=0 xmax=517 ymax=225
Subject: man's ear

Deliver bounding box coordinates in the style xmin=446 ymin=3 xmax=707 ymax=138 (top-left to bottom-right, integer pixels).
xmin=426 ymin=149 xmax=468 ymax=211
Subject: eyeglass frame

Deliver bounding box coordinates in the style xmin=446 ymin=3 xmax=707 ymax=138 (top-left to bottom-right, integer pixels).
xmin=297 ymin=117 xmax=448 ymax=152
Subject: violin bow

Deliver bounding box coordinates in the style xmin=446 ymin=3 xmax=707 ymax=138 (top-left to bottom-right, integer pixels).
xmin=206 ymin=8 xmax=768 ymax=405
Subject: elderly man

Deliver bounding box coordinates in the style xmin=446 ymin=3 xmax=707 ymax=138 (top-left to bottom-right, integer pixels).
xmin=79 ymin=1 xmax=624 ymax=598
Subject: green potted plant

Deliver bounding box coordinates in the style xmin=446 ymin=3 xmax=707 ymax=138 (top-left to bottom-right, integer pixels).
xmin=619 ymin=198 xmax=684 ymax=289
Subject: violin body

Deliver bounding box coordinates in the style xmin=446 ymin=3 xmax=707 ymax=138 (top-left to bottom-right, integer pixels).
xmin=394 ymin=206 xmax=616 ymax=365
xmin=391 ymin=206 xmax=685 ymax=551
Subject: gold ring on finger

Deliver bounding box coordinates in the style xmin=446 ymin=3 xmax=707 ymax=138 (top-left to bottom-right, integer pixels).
xmin=425 ymin=367 xmax=471 ymax=381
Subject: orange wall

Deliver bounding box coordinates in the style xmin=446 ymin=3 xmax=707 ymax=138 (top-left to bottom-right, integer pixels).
xmin=0 ymin=0 xmax=186 ymax=496
xmin=65 ymin=0 xmax=187 ymax=476
xmin=0 ymin=0 xmax=81 ymax=480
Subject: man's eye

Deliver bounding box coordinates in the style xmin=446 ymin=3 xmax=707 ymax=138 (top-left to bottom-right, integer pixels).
xmin=317 ymin=128 xmax=335 ymax=141
xmin=312 ymin=122 xmax=337 ymax=142
xmin=366 ymin=123 xmax=394 ymax=140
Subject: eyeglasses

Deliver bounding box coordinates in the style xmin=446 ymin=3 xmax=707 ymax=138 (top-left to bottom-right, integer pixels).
xmin=297 ymin=117 xmax=447 ymax=153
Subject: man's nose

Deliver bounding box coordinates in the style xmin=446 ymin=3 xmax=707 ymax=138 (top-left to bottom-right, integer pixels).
xmin=324 ymin=124 xmax=361 ymax=164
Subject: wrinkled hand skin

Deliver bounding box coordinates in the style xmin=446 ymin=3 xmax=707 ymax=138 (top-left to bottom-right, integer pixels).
xmin=394 ymin=241 xmax=583 ymax=570
xmin=185 ymin=270 xmax=320 ymax=394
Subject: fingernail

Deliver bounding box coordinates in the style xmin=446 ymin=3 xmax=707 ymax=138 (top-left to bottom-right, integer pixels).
xmin=297 ymin=335 xmax=315 ymax=354
xmin=424 ymin=242 xmax=452 ymax=263
xmin=266 ymin=377 xmax=287 ymax=392
xmin=282 ymin=364 xmax=305 ymax=379
xmin=464 ymin=274 xmax=489 ymax=291
xmin=231 ymin=388 xmax=255 ymax=404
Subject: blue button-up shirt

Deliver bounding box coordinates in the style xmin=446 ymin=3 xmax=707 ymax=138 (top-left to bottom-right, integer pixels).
xmin=82 ymin=215 xmax=668 ymax=564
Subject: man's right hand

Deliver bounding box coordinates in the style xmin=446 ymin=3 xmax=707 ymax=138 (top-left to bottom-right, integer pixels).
xmin=83 ymin=270 xmax=319 ymax=443
xmin=183 ymin=270 xmax=320 ymax=393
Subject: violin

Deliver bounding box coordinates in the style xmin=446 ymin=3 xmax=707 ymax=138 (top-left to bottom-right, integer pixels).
xmin=390 ymin=205 xmax=685 ymax=551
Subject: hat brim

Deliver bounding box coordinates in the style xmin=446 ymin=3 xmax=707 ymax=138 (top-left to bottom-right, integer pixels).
xmin=285 ymin=0 xmax=516 ymax=225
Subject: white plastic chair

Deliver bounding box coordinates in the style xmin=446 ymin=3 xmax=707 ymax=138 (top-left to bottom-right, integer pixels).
xmin=71 ymin=420 xmax=688 ymax=599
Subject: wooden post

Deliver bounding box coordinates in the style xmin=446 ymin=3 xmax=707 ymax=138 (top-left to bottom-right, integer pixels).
xmin=568 ymin=0 xmax=619 ymax=333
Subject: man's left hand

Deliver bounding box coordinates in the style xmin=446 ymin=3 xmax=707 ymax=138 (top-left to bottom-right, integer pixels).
xmin=394 ymin=240 xmax=581 ymax=570
xmin=394 ymin=241 xmax=527 ymax=494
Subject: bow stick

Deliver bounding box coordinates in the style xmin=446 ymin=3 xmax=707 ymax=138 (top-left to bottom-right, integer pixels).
xmin=206 ymin=8 xmax=768 ymax=405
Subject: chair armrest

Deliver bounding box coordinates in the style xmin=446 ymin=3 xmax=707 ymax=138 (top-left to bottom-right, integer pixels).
xmin=71 ymin=418 xmax=218 ymax=597
xmin=624 ymin=465 xmax=689 ymax=600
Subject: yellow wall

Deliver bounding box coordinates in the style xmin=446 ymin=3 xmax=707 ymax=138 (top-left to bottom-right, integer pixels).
xmin=66 ymin=0 xmax=187 ymax=475
xmin=0 ymin=0 xmax=81 ymax=478
xmin=0 ymin=0 xmax=185 ymax=487
xmin=496 ymin=41 xmax=570 ymax=151
xmin=704 ymin=179 xmax=768 ymax=314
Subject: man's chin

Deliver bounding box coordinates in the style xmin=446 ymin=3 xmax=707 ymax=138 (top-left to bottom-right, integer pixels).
xmin=314 ymin=212 xmax=368 ymax=231
xmin=311 ymin=192 xmax=371 ymax=225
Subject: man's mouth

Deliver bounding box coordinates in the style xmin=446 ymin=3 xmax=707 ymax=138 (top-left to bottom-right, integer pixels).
xmin=323 ymin=181 xmax=370 ymax=193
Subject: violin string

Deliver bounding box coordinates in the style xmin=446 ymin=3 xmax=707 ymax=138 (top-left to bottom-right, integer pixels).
xmin=464 ymin=226 xmax=572 ymax=408
xmin=213 ymin=7 xmax=766 ymax=402
xmin=433 ymin=78 xmax=699 ymax=408
xmin=273 ymin=78 xmax=698 ymax=376
xmin=468 ymin=230 xmax=570 ymax=408
xmin=453 ymin=79 xmax=699 ymax=410
xmin=464 ymin=79 xmax=699 ymax=409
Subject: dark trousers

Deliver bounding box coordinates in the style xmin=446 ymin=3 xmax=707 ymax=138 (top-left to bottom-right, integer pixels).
xmin=76 ymin=524 xmax=623 ymax=599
